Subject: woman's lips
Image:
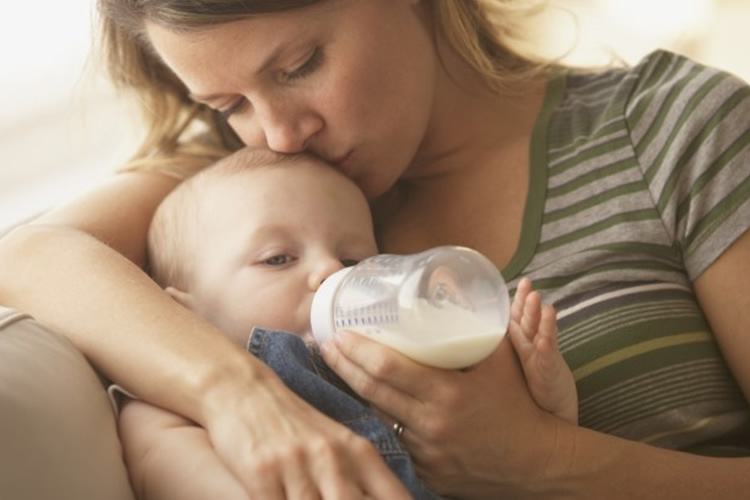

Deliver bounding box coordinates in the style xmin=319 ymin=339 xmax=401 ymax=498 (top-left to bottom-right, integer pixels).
xmin=331 ymin=151 xmax=353 ymax=176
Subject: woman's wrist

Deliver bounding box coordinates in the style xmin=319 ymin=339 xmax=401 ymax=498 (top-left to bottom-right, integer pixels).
xmin=519 ymin=420 xmax=750 ymax=500
xmin=527 ymin=417 xmax=584 ymax=499
xmin=496 ymin=414 xmax=581 ymax=500
xmin=183 ymin=334 xmax=276 ymax=427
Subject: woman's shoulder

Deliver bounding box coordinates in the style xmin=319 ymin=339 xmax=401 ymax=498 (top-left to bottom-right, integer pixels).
xmin=622 ymin=50 xmax=750 ymax=120
xmin=629 ymin=49 xmax=748 ymax=84
xmin=550 ymin=49 xmax=750 ymax=149
xmin=561 ymin=49 xmax=749 ymax=109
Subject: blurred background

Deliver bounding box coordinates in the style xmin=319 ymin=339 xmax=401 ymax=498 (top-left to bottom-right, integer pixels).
xmin=1 ymin=0 xmax=749 ymax=228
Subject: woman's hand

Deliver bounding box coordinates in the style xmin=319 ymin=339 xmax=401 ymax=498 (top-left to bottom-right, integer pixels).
xmin=201 ymin=370 xmax=412 ymax=500
xmin=321 ymin=332 xmax=570 ymax=499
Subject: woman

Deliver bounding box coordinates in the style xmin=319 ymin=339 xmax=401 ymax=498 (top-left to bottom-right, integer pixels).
xmin=0 ymin=0 xmax=749 ymax=499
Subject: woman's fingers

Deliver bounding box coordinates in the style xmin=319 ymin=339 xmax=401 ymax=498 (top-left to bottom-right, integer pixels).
xmin=206 ymin=376 xmax=411 ymax=500
xmin=281 ymin=437 xmax=347 ymax=500
xmin=321 ymin=328 xmax=503 ymax=444
xmin=326 ymin=329 xmax=539 ymax=495
xmin=334 ymin=439 xmax=412 ymax=500
xmin=240 ymin=434 xmax=408 ymax=500
xmin=322 ymin=298 xmax=572 ymax=497
xmin=246 ymin=471 xmax=286 ymax=500
xmin=323 ymin=330 xmax=440 ymax=396
xmin=320 ymin=330 xmax=451 ymax=434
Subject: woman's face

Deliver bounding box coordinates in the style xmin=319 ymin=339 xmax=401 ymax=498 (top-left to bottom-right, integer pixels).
xmin=146 ymin=0 xmax=439 ymax=198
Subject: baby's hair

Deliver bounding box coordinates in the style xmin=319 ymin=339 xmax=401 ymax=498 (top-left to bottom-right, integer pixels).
xmin=147 ymin=148 xmax=319 ymax=290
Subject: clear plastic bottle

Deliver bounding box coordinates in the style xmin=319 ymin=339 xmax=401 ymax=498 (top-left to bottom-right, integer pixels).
xmin=310 ymin=246 xmax=510 ymax=369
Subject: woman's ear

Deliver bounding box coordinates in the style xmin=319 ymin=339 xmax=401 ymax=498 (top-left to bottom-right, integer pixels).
xmin=165 ymin=286 xmax=196 ymax=310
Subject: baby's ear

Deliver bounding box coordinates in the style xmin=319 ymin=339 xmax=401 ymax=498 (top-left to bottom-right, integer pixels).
xmin=165 ymin=286 xmax=196 ymax=310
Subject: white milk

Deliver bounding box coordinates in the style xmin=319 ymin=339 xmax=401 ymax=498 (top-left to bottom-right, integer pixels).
xmin=345 ymin=299 xmax=506 ymax=369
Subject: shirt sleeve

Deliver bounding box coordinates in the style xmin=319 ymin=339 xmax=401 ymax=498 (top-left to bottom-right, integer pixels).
xmin=625 ymin=50 xmax=750 ymax=280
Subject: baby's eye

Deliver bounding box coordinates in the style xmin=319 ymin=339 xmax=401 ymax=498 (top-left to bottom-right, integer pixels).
xmin=263 ymin=254 xmax=294 ymax=266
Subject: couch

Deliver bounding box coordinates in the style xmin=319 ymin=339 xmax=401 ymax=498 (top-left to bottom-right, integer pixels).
xmin=0 ymin=221 xmax=136 ymax=499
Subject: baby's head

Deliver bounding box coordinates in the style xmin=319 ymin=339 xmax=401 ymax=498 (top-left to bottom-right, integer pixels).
xmin=148 ymin=147 xmax=377 ymax=343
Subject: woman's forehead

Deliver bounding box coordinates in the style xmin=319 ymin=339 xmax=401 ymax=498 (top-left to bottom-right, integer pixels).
xmin=144 ymin=6 xmax=338 ymax=93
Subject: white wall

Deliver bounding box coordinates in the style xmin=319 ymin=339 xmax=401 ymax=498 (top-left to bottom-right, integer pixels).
xmin=535 ymin=0 xmax=750 ymax=82
xmin=0 ymin=0 xmax=138 ymax=228
xmin=1 ymin=0 xmax=749 ymax=229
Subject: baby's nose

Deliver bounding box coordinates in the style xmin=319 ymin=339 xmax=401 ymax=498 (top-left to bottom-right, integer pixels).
xmin=310 ymin=259 xmax=346 ymax=290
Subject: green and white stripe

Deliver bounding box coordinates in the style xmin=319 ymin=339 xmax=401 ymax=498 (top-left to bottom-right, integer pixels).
xmin=505 ymin=50 xmax=750 ymax=453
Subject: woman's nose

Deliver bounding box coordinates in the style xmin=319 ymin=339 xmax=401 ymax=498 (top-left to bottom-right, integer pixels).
xmin=240 ymin=100 xmax=322 ymax=153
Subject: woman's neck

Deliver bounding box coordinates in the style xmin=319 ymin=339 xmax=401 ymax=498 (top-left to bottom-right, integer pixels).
xmin=404 ymin=53 xmax=548 ymax=185
xmin=373 ymin=68 xmax=549 ymax=266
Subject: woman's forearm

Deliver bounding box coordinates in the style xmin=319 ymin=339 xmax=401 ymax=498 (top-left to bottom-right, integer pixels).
xmin=534 ymin=423 xmax=750 ymax=499
xmin=322 ymin=328 xmax=750 ymax=500
xmin=0 ymin=223 xmax=268 ymax=422
xmin=0 ymin=171 xmax=271 ymax=422
xmin=0 ymin=208 xmax=413 ymax=499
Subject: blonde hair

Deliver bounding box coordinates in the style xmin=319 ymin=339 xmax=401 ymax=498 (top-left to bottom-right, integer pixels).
xmin=148 ymin=148 xmax=313 ymax=289
xmin=97 ymin=0 xmax=551 ymax=177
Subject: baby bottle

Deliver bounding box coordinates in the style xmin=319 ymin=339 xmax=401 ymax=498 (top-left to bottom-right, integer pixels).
xmin=310 ymin=246 xmax=510 ymax=369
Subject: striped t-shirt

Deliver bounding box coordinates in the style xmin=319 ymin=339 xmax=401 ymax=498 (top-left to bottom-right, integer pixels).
xmin=503 ymin=50 xmax=750 ymax=454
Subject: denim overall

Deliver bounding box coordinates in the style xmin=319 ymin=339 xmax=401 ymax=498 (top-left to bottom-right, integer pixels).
xmin=247 ymin=328 xmax=446 ymax=500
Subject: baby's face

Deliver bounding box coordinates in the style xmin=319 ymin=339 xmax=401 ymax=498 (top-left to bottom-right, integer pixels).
xmin=187 ymin=161 xmax=377 ymax=344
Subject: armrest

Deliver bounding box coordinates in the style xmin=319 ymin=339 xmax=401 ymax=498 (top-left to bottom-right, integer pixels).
xmin=0 ymin=306 xmax=135 ymax=500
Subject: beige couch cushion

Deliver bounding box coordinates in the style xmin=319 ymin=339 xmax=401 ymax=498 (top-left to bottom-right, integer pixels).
xmin=0 ymin=306 xmax=135 ymax=500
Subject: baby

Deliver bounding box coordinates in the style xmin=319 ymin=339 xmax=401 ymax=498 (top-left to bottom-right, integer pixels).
xmin=119 ymin=148 xmax=577 ymax=500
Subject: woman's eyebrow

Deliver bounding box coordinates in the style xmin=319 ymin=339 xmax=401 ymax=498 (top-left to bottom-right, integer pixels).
xmin=188 ymin=42 xmax=293 ymax=103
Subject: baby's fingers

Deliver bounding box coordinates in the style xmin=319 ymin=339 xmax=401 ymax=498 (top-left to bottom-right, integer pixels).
xmin=511 ymin=277 xmax=532 ymax=325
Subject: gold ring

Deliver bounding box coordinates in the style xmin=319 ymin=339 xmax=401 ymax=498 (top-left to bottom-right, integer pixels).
xmin=392 ymin=421 xmax=405 ymax=438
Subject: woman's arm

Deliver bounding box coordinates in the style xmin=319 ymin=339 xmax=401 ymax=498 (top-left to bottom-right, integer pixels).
xmin=324 ymin=336 xmax=750 ymax=499
xmin=694 ymin=229 xmax=750 ymax=404
xmin=0 ymin=172 xmax=192 ymax=398
xmin=322 ymin=231 xmax=750 ymax=499
xmin=0 ymin=171 xmax=410 ymax=500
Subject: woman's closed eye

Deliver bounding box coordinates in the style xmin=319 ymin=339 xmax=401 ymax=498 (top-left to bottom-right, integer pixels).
xmin=217 ymin=97 xmax=249 ymax=120
xmin=281 ymin=47 xmax=324 ymax=83
xmin=215 ymin=48 xmax=323 ymax=120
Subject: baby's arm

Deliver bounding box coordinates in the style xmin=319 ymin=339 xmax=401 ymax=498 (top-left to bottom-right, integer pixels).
xmin=118 ymin=398 xmax=248 ymax=500
xmin=508 ymin=277 xmax=578 ymax=424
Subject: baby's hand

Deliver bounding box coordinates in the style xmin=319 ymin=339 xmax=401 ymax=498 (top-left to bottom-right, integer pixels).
xmin=508 ymin=278 xmax=578 ymax=424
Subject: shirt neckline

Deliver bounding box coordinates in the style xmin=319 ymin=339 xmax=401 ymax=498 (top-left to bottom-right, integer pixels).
xmin=502 ymin=68 xmax=567 ymax=280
